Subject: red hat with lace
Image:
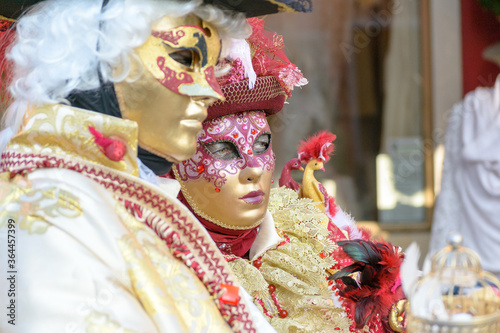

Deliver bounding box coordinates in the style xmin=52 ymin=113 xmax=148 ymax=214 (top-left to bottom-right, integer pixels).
xmin=207 ymin=17 xmax=307 ymax=121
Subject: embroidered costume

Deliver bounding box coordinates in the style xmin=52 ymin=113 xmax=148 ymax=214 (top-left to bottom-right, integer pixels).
xmin=1 ymin=105 xmax=258 ymax=332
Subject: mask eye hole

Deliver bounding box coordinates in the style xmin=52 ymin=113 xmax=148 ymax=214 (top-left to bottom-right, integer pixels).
xmin=169 ymin=49 xmax=196 ymax=68
xmin=203 ymin=26 xmax=212 ymax=37
xmin=203 ymin=141 xmax=240 ymax=161
xmin=253 ymin=133 xmax=271 ymax=155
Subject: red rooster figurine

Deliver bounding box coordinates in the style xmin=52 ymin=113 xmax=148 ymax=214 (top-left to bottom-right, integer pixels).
xmin=297 ymin=131 xmax=336 ymax=211
xmin=278 ymin=158 xmax=303 ymax=192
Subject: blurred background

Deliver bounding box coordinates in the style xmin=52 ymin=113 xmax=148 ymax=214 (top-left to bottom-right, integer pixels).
xmin=267 ymin=0 xmax=424 ymax=224
xmin=262 ymin=0 xmax=500 ymax=265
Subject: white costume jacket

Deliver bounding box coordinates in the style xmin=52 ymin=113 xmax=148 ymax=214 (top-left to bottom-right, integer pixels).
xmin=0 ymin=104 xmax=268 ymax=332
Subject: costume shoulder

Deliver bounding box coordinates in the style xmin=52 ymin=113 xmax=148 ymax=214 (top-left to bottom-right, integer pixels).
xmin=226 ymin=187 xmax=353 ymax=332
xmin=0 ymin=168 xmax=232 ymax=333
xmin=0 ymin=104 xmax=261 ymax=332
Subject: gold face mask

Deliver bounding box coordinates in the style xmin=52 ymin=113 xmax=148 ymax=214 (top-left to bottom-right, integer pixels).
xmin=115 ymin=14 xmax=223 ymax=163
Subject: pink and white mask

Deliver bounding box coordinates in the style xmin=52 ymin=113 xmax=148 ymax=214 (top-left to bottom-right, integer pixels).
xmin=174 ymin=111 xmax=275 ymax=229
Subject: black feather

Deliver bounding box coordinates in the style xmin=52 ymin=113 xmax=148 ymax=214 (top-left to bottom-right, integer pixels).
xmin=354 ymin=298 xmax=373 ymax=328
xmin=328 ymin=270 xmax=349 ymax=280
xmin=340 ymin=241 xmax=371 ymax=264
xmin=328 ymin=263 xmax=365 ymax=280
xmin=375 ymin=242 xmax=390 ymax=253
xmin=360 ymin=265 xmax=377 ymax=286
xmin=340 ymin=276 xmax=358 ymax=288
xmin=362 ymin=241 xmax=382 ymax=265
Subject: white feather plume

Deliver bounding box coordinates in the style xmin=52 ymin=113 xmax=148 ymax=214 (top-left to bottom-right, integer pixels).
xmin=411 ymin=276 xmax=448 ymax=321
xmin=329 ymin=207 xmax=366 ymax=240
xmin=403 ymin=243 xmax=449 ymax=321
xmin=227 ymin=38 xmax=257 ymax=89
xmin=422 ymin=253 xmax=432 ymax=275
xmin=401 ymin=242 xmax=420 ymax=298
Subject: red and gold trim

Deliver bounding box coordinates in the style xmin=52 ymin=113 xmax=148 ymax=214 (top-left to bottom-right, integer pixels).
xmin=1 ymin=150 xmax=256 ymax=332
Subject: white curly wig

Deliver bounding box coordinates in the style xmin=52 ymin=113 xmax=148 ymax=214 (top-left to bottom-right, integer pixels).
xmin=0 ymin=0 xmax=250 ymax=149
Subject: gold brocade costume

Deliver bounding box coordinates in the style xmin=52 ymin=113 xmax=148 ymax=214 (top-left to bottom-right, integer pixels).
xmin=0 ymin=105 xmax=261 ymax=333
xmin=225 ymin=187 xmax=355 ymax=333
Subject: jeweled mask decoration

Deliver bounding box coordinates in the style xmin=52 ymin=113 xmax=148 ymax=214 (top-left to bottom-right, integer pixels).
xmin=174 ymin=111 xmax=275 ymax=229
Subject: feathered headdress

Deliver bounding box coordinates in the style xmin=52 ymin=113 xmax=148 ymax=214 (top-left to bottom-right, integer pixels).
xmin=0 ymin=17 xmax=15 ymax=111
xmin=208 ymin=17 xmax=307 ymax=121
xmin=297 ymin=131 xmax=336 ymax=164
xmin=328 ymin=239 xmax=405 ymax=332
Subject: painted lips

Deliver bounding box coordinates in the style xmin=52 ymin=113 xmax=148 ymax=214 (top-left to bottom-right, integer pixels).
xmin=240 ymin=190 xmax=265 ymax=204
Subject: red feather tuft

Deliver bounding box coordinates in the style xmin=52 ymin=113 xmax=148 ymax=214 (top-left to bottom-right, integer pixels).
xmin=297 ymin=131 xmax=336 ymax=164
xmin=330 ymin=239 xmax=405 ymax=332
xmin=1 ymin=18 xmax=16 ymax=109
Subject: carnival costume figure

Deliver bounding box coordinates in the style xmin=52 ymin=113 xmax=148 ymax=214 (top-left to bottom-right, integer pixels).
xmin=0 ymin=1 xmax=313 ymax=332
xmin=173 ymin=18 xmax=407 ymax=333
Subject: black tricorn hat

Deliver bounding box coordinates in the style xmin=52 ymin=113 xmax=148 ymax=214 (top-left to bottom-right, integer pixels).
xmin=204 ymin=0 xmax=312 ymax=17
xmin=1 ymin=0 xmax=312 ymax=19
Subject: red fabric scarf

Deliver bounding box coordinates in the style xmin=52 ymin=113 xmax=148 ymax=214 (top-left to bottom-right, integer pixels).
xmin=178 ymin=191 xmax=258 ymax=258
